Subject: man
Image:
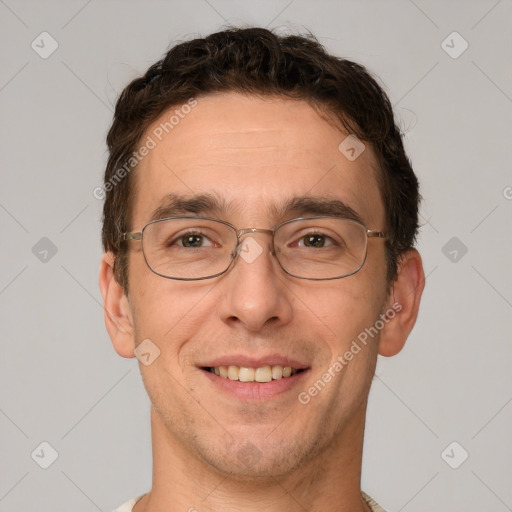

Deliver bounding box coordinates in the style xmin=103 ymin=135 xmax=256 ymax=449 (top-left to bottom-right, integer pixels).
xmin=99 ymin=27 xmax=424 ymax=512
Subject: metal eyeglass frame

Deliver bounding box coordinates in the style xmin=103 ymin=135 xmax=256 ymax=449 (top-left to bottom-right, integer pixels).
xmin=122 ymin=215 xmax=387 ymax=281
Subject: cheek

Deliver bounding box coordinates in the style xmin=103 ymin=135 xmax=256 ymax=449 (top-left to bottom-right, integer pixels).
xmin=128 ymin=265 xmax=218 ymax=361
xmin=128 ymin=252 xmax=184 ymax=331
xmin=301 ymin=279 xmax=386 ymax=394
xmin=307 ymin=275 xmax=387 ymax=343
xmin=130 ymin=282 xmax=207 ymax=402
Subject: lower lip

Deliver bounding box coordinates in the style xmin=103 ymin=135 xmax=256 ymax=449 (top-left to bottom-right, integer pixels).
xmin=201 ymin=368 xmax=309 ymax=400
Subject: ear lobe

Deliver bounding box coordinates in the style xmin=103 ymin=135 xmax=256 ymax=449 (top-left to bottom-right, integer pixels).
xmin=378 ymin=249 xmax=425 ymax=357
xmin=99 ymin=252 xmax=136 ymax=358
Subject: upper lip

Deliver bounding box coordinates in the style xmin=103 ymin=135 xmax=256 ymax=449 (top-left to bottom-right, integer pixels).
xmin=198 ymin=355 xmax=309 ymax=369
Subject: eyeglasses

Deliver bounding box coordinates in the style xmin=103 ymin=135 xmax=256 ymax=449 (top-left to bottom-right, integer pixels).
xmin=122 ymin=216 xmax=386 ymax=281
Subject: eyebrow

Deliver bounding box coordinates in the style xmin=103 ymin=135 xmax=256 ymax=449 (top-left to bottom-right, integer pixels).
xmin=149 ymin=193 xmax=364 ymax=225
xmin=149 ymin=193 xmax=231 ymax=221
xmin=275 ymin=195 xmax=363 ymax=224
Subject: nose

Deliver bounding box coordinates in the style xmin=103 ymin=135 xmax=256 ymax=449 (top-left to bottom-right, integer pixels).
xmin=217 ymin=233 xmax=293 ymax=332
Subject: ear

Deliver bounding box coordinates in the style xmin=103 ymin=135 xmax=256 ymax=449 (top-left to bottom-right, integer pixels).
xmin=99 ymin=252 xmax=136 ymax=358
xmin=378 ymin=249 xmax=425 ymax=357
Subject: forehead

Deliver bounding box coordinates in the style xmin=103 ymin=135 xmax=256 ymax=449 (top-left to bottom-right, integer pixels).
xmin=131 ymin=92 xmax=384 ymax=228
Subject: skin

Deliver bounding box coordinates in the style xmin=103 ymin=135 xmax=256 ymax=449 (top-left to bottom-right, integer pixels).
xmin=100 ymin=92 xmax=424 ymax=512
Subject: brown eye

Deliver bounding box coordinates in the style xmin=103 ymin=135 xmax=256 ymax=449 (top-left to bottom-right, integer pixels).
xmin=302 ymin=234 xmax=328 ymax=248
xmin=180 ymin=234 xmax=205 ymax=247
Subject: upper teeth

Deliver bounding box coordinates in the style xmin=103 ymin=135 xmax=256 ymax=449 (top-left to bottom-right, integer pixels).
xmin=209 ymin=365 xmax=299 ymax=382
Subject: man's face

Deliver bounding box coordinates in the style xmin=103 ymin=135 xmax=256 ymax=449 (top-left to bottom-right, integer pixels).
xmin=125 ymin=92 xmax=390 ymax=477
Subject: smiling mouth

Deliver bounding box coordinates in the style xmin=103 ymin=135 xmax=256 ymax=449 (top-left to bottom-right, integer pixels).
xmin=203 ymin=365 xmax=305 ymax=382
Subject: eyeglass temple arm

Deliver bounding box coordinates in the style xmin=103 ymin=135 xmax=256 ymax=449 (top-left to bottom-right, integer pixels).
xmin=123 ymin=232 xmax=142 ymax=241
xmin=367 ymin=230 xmax=386 ymax=239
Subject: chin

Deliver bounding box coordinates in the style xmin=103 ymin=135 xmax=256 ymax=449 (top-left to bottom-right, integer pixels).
xmin=192 ymin=428 xmax=328 ymax=482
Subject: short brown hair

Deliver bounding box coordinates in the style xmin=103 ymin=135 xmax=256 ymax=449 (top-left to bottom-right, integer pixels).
xmin=102 ymin=27 xmax=420 ymax=291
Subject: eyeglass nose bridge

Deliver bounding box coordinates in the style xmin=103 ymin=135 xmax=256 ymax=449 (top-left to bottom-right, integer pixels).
xmin=235 ymin=227 xmax=277 ymax=256
xmin=236 ymin=227 xmax=274 ymax=237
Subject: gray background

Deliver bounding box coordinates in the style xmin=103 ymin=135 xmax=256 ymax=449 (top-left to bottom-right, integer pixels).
xmin=0 ymin=1 xmax=511 ymax=511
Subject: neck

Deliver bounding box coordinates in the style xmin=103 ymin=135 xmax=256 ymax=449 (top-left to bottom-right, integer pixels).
xmin=134 ymin=404 xmax=370 ymax=512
